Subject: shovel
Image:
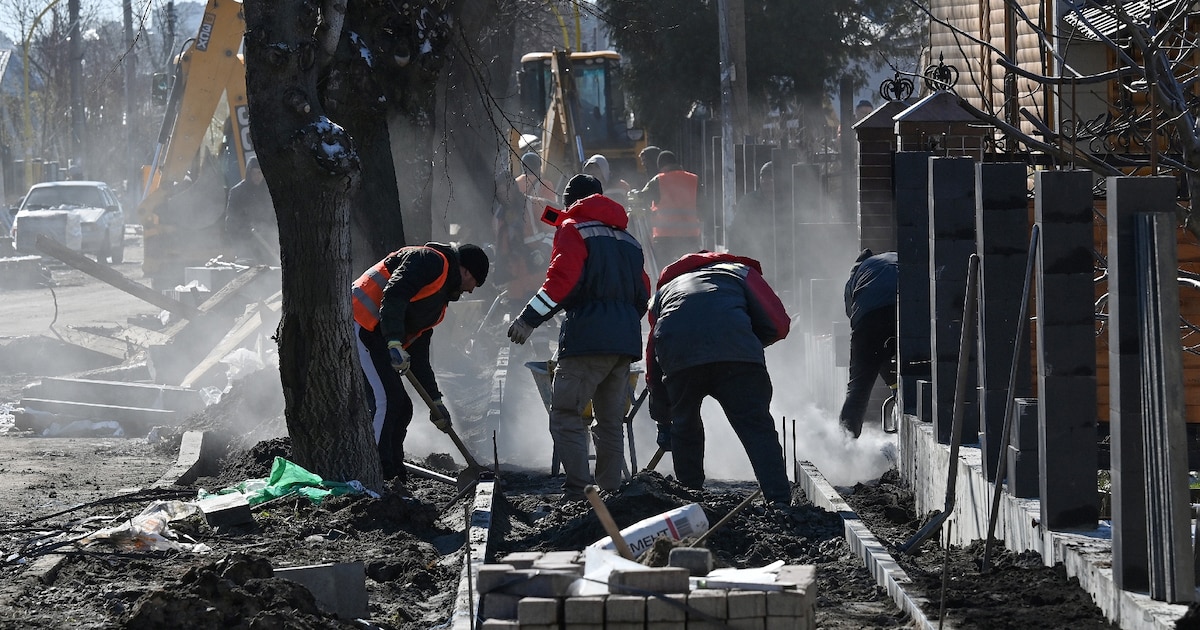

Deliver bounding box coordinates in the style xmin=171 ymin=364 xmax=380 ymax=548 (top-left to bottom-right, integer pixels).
xmin=403 ymin=370 xmax=485 ymax=491
xmin=898 ymin=254 xmax=979 ymax=554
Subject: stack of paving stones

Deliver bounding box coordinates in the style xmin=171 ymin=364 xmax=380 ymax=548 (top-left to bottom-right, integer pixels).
xmin=477 ymin=549 xmax=816 ymax=629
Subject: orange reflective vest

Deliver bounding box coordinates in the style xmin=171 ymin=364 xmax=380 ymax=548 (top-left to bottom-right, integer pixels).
xmin=650 ymin=169 xmax=701 ymax=238
xmin=352 ymin=247 xmax=449 ymax=347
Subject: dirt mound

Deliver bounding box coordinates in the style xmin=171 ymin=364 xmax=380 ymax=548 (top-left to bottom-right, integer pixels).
xmin=843 ymin=469 xmax=1118 ymax=629
xmin=121 ymin=553 xmax=352 ymax=629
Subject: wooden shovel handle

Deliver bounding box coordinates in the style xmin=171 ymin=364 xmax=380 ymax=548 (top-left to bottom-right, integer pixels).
xmin=585 ymin=485 xmax=635 ymax=560
xmin=403 ymin=370 xmax=484 ymax=471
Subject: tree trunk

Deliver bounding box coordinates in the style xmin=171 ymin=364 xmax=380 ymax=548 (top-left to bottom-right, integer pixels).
xmin=243 ymin=0 xmax=382 ymax=490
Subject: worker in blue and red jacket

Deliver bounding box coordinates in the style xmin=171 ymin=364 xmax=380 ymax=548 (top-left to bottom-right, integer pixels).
xmin=506 ymin=173 xmax=651 ymax=501
xmin=352 ymin=242 xmax=490 ymax=483
xmin=646 ymin=251 xmax=793 ymax=508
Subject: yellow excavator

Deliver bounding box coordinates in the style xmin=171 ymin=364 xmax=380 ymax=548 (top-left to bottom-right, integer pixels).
xmin=138 ymin=0 xmax=252 ymax=288
xmin=512 ymin=49 xmax=647 ymax=194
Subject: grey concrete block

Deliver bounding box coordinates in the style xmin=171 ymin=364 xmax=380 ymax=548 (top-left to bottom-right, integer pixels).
xmin=727 ymin=590 xmax=767 ymax=619
xmin=767 ymin=615 xmax=806 ymax=630
xmin=1007 ymin=445 xmax=1038 ymax=498
xmin=1036 ymin=275 xmax=1096 ymax=326
xmin=687 ymin=589 xmax=728 ymax=620
xmin=1037 ymin=375 xmax=1099 ymax=529
xmin=893 ymin=152 xmax=933 ymax=192
xmin=605 ymin=594 xmax=646 ymax=623
xmin=530 ymin=561 xmax=583 ymax=575
xmin=1034 ymin=170 xmax=1094 ymax=223
xmin=479 ymin=619 xmax=519 ymax=629
xmin=480 ymin=592 xmax=520 ymax=620
xmin=476 ymin=564 xmax=518 ymax=594
xmin=729 ymin=618 xmax=767 ymax=630
xmin=770 ymin=565 xmax=817 ymax=618
xmin=198 ymin=495 xmax=252 ymax=528
xmin=610 ymin=567 xmax=691 ymax=595
xmin=646 ymin=622 xmax=688 ymax=630
xmin=1036 ymin=324 xmax=1096 ymax=377
xmin=1010 ymin=398 xmax=1038 ymax=450
xmin=540 ymin=550 xmax=580 ymax=564
xmin=668 ymin=547 xmax=714 ymax=577
xmin=564 ymin=595 xmax=607 ymax=624
xmin=645 ymin=592 xmax=688 ymax=622
xmin=273 ymin=561 xmax=368 ymax=620
xmin=517 ymin=596 xmax=561 ymax=625
xmin=492 ymin=569 xmax=579 ymax=598
xmin=498 ymin=551 xmax=543 ymax=569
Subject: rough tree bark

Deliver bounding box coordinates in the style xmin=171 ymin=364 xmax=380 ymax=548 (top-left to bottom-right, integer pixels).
xmin=243 ymin=0 xmax=382 ymax=489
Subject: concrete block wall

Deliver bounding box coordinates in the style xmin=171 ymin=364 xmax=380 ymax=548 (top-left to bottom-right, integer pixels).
xmin=479 ymin=553 xmax=817 ymax=629
xmin=1033 ymin=170 xmax=1099 ymax=530
xmin=894 ymin=152 xmax=934 ymax=416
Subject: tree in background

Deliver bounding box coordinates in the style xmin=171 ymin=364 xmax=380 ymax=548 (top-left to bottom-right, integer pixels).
xmin=597 ymin=0 xmax=921 ymax=148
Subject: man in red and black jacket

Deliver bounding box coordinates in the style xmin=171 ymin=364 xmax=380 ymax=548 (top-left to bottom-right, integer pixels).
xmin=352 ymin=242 xmax=490 ymax=483
xmin=646 ymin=251 xmax=793 ymax=508
xmin=507 ymin=174 xmax=651 ymax=501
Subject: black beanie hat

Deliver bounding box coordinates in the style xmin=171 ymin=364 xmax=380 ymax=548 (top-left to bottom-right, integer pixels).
xmin=456 ymin=244 xmax=489 ymax=287
xmin=562 ymin=173 xmax=603 ymax=207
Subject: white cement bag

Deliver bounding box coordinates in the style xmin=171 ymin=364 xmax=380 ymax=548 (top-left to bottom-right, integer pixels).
xmin=589 ymin=503 xmax=709 ymax=558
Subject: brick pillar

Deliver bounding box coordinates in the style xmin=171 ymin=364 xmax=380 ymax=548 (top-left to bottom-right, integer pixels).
xmin=894 ymin=152 xmax=933 ymax=416
xmin=974 ymin=163 xmax=1031 ymax=480
xmin=929 ymin=156 xmax=978 ymax=444
xmin=1033 ymin=170 xmax=1098 ymax=529
xmin=1107 ymin=176 xmax=1174 ymax=590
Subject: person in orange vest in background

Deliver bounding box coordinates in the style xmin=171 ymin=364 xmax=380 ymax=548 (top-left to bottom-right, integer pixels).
xmin=497 ymin=152 xmax=557 ymax=302
xmin=630 ymin=150 xmax=701 ymax=266
xmin=352 ymin=242 xmax=490 ymax=483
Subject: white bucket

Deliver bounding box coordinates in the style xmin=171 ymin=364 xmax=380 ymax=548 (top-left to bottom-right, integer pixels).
xmin=589 ymin=503 xmax=709 ymax=558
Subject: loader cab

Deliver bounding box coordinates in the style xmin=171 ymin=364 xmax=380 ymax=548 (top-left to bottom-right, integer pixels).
xmin=518 ymin=51 xmax=646 ymax=167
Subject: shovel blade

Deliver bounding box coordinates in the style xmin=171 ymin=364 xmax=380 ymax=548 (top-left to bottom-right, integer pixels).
xmin=898 ymin=510 xmax=946 ymax=554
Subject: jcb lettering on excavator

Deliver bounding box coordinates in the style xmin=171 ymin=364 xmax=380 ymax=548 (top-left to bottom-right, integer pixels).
xmin=196 ymin=13 xmax=216 ymax=52
xmin=235 ymin=104 xmax=254 ymax=154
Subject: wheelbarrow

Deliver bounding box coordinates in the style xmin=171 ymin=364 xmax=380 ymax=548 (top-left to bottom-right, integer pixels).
xmin=525 ymin=360 xmax=645 ymax=477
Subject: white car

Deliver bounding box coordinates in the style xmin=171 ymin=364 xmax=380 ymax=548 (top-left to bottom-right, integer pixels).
xmin=11 ymin=181 xmax=126 ymax=263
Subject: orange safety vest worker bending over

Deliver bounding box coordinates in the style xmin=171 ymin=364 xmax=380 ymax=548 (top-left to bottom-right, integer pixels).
xmin=351 ymin=242 xmax=490 ymax=484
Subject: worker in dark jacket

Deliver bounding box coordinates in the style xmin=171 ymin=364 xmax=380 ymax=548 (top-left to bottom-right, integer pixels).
xmin=646 ymin=251 xmax=793 ymax=507
xmin=839 ymin=249 xmax=898 ymax=438
xmin=507 ymin=173 xmax=651 ymax=501
xmin=353 ymin=242 xmax=490 ymax=482
xmin=224 ymin=156 xmax=277 ymax=263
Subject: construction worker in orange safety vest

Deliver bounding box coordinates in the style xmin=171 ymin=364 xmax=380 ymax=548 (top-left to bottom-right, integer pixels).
xmin=351 ymin=242 xmax=490 ymax=483
xmin=630 ymin=150 xmax=701 ymax=266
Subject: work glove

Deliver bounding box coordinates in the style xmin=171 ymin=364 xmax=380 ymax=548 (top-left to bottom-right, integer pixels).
xmin=387 ymin=341 xmax=410 ymax=375
xmin=507 ymin=318 xmax=535 ymax=345
xmin=655 ymin=422 xmax=672 ymax=452
xmin=429 ymin=396 xmax=452 ymax=433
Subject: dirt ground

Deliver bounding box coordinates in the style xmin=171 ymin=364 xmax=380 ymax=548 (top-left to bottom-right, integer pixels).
xmin=0 ymin=366 xmax=1130 ymax=629
xmin=0 ymin=238 xmax=1164 ymax=629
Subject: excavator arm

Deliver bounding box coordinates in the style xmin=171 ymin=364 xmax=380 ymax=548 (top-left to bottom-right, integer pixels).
xmin=139 ymin=0 xmax=251 ymax=285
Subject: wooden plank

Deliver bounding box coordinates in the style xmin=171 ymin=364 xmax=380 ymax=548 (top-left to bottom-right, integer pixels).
xmin=179 ymin=298 xmax=281 ymax=388
xmin=50 ymin=327 xmax=128 ymax=361
xmin=159 ymin=267 xmax=272 ymax=339
xmin=34 ymin=234 xmax=204 ymax=319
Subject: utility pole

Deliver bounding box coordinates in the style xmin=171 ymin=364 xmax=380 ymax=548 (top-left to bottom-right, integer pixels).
xmin=715 ymin=0 xmax=736 ymax=249
xmin=69 ymin=0 xmax=84 ymax=175
xmin=729 ymin=0 xmax=748 ymax=140
xmin=123 ymin=0 xmax=135 ymax=193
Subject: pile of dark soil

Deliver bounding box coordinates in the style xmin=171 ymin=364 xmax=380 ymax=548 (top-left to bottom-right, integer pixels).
xmin=841 ymin=469 xmax=1119 ymax=629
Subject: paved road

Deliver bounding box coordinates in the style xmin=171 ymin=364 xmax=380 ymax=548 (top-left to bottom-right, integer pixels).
xmin=0 ymin=229 xmax=162 ymax=339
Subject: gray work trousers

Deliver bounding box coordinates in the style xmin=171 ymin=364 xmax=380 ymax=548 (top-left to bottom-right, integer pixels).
xmin=550 ymin=354 xmax=631 ymax=499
